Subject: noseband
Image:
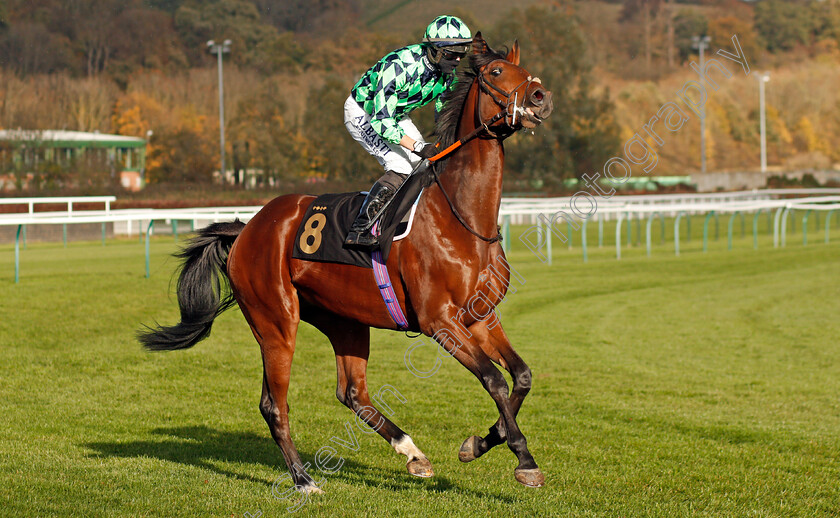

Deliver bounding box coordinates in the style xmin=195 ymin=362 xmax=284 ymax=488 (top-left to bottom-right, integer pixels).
xmin=476 ymin=61 xmax=541 ymax=134
xmin=429 ymin=59 xmax=542 ymax=162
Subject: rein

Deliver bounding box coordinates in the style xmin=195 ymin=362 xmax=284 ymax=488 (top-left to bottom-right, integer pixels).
xmin=431 ymin=164 xmax=501 ymax=243
xmin=426 ymin=115 xmax=502 ymax=162
xmin=425 ymin=61 xmax=538 ymax=243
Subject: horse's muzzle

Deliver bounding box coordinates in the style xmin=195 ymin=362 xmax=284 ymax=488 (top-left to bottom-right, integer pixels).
xmin=522 ymin=87 xmax=553 ymax=127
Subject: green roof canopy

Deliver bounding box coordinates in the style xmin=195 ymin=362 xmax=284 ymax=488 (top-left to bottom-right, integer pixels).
xmin=0 ymin=129 xmax=146 ymax=149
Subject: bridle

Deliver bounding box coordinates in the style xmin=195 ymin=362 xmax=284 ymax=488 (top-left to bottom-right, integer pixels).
xmin=429 ymin=59 xmax=542 ymax=243
xmin=429 ymin=59 xmax=541 ymax=160
xmin=475 ymin=61 xmax=542 ymax=136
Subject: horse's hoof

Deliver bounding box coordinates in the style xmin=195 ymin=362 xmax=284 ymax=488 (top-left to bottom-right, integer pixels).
xmin=301 ymin=484 xmax=325 ymax=495
xmin=458 ymin=435 xmax=482 ymax=463
xmin=514 ymin=468 xmax=545 ymax=487
xmin=407 ymin=457 xmax=434 ymax=478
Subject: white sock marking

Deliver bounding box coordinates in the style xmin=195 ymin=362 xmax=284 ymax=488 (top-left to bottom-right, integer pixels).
xmin=391 ymin=435 xmax=425 ymax=461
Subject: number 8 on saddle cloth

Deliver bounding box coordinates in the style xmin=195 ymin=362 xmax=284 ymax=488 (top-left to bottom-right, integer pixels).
xmin=292 ymin=170 xmax=430 ymax=268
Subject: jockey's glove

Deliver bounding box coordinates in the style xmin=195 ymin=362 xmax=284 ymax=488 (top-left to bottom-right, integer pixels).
xmin=413 ymin=142 xmax=439 ymax=160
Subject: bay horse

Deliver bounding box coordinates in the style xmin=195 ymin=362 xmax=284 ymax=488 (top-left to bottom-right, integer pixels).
xmin=139 ymin=32 xmax=553 ymax=493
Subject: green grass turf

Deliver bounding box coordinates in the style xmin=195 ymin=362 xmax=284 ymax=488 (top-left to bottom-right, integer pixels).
xmin=0 ymin=222 xmax=838 ymax=517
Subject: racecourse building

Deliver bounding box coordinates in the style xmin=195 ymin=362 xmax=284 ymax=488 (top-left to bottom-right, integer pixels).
xmin=0 ymin=129 xmax=147 ymax=191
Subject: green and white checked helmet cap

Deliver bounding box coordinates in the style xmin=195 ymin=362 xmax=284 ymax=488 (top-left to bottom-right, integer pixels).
xmin=422 ymin=15 xmax=472 ymax=47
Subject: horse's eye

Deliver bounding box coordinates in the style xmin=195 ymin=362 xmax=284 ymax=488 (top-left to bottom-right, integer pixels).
xmin=491 ymin=68 xmax=502 ymax=77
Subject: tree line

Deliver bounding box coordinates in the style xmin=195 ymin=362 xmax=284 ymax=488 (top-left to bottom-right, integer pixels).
xmin=1 ymin=0 xmax=839 ymax=193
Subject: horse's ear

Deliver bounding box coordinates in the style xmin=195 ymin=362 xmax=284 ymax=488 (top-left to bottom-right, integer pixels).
xmin=472 ymin=31 xmax=489 ymax=55
xmin=506 ymin=40 xmax=520 ymax=65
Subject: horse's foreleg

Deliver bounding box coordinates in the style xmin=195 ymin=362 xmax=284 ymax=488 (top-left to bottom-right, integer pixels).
xmin=458 ymin=320 xmax=532 ymax=465
xmin=430 ymin=317 xmax=543 ymax=487
xmin=309 ymin=312 xmax=433 ymax=478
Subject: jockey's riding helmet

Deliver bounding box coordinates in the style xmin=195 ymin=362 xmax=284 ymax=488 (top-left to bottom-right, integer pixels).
xmin=423 ymin=15 xmax=472 ymax=64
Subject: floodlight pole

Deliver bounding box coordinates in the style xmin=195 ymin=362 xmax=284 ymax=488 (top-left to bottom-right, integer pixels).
xmin=692 ymin=35 xmax=711 ymax=174
xmin=758 ymin=72 xmax=770 ymax=173
xmin=208 ymin=39 xmax=231 ymax=180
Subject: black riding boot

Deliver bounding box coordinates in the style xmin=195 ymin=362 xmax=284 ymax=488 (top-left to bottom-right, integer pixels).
xmin=344 ymin=180 xmax=396 ymax=248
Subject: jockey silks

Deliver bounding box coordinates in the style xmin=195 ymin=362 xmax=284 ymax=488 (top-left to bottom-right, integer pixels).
xmin=351 ymin=44 xmax=456 ymax=145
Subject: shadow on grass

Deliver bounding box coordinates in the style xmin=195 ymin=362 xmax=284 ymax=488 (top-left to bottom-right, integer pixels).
xmin=82 ymin=425 xmax=516 ymax=503
xmin=575 ymin=400 xmax=783 ymax=447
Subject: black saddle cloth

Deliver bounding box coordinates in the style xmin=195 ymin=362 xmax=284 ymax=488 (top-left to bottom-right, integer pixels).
xmin=292 ymin=168 xmax=432 ymax=268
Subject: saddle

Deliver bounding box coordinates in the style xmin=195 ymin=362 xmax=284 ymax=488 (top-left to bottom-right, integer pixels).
xmin=292 ymin=169 xmax=433 ymax=268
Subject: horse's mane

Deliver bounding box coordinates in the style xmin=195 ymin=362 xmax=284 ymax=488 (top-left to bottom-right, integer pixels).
xmin=433 ymin=44 xmax=508 ymax=149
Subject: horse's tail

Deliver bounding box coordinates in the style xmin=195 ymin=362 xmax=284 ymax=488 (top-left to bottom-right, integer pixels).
xmin=138 ymin=220 xmax=246 ymax=351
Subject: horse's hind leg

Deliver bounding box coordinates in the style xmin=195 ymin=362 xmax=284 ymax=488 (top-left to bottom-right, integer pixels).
xmin=238 ymin=298 xmax=323 ymax=494
xmin=458 ymin=320 xmax=532 ymax=465
xmin=226 ymin=196 xmax=326 ymax=493
xmin=307 ymin=310 xmax=434 ymax=478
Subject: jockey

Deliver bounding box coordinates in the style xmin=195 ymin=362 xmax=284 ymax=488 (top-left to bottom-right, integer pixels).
xmin=344 ymin=15 xmax=471 ymax=248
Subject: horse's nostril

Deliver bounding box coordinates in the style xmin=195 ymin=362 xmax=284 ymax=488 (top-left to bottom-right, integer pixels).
xmin=532 ymin=90 xmax=544 ymax=104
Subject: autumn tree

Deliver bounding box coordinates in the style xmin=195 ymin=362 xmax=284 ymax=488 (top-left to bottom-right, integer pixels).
xmin=665 ymin=0 xmax=676 ymax=67
xmin=142 ymin=0 xmax=186 ymax=14
xmin=492 ymin=5 xmax=621 ymax=188
xmin=807 ymin=0 xmax=840 ymax=48
xmin=707 ymin=16 xmax=761 ymax=63
xmin=251 ymin=0 xmax=360 ymax=34
xmin=0 ymin=22 xmax=72 ymax=75
xmin=228 ymin=79 xmax=303 ymax=185
xmin=620 ymin=0 xmax=663 ymax=72
xmin=2 ymin=0 xmax=180 ymax=77
xmin=673 ymin=9 xmax=708 ymax=63
xmin=112 ymin=91 xmax=167 ymax=172
xmin=107 ymin=8 xmax=186 ymax=76
xmin=301 ymin=77 xmax=370 ymax=182
xmin=147 ymin=109 xmax=217 ymax=183
xmin=47 ymin=0 xmax=130 ymax=76
xmin=755 ymin=0 xmax=812 ymax=52
xmin=148 ymin=129 xmax=217 ymax=184
xmin=173 ymin=0 xmax=280 ymax=69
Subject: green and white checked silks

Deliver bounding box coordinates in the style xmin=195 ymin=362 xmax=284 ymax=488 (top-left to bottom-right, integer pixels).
xmin=351 ymin=44 xmax=455 ymax=145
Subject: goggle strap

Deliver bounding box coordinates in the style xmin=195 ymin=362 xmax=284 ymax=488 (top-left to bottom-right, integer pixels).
xmin=423 ymin=37 xmax=472 ymax=44
xmin=441 ymin=44 xmax=471 ymax=54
